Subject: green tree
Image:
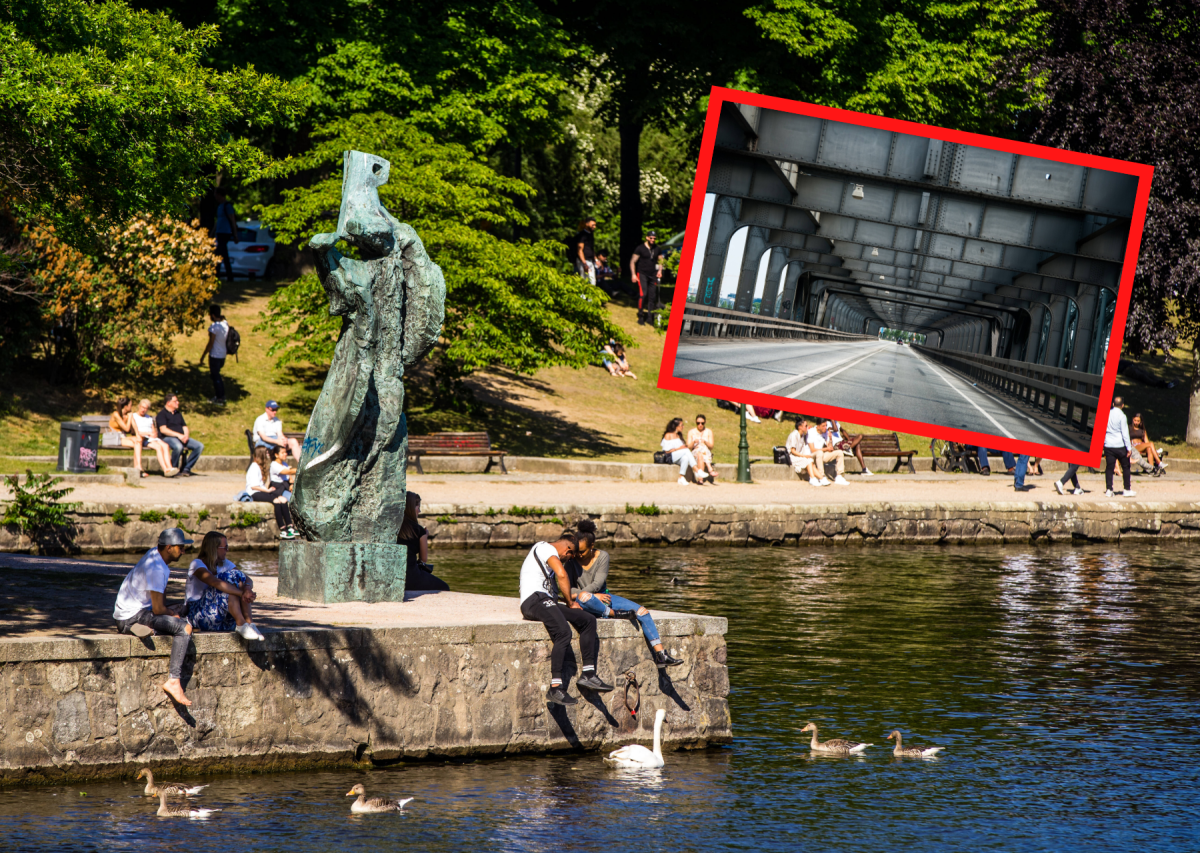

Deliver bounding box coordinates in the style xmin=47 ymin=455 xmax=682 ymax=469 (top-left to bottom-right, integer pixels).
xmin=256 ymin=113 xmax=631 ymax=400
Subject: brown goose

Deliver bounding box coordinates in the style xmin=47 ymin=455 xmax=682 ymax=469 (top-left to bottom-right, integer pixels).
xmin=800 ymin=722 xmax=872 ymax=755
xmin=347 ymin=783 xmax=413 ymax=814
xmin=137 ymin=768 xmax=208 ymax=797
xmin=157 ymin=789 xmax=220 ymax=818
xmin=887 ymin=729 xmax=944 ymax=758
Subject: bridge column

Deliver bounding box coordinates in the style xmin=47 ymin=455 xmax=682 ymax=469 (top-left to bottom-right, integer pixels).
xmin=696 ymin=195 xmax=741 ymax=307
xmin=733 ymin=227 xmax=769 ymax=313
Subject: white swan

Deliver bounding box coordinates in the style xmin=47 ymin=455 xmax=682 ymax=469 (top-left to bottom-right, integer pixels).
xmin=605 ymin=708 xmax=666 ymax=768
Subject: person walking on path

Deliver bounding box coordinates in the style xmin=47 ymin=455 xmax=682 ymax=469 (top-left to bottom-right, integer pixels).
xmin=1054 ymin=463 xmax=1084 ymax=495
xmin=573 ymin=216 xmax=598 ymax=285
xmin=518 ymin=531 xmax=614 ymax=706
xmin=629 ymin=229 xmax=663 ymax=325
xmin=1012 ymin=454 xmax=1033 ymax=492
xmin=156 ymin=394 xmax=203 ymax=476
xmin=213 ymin=189 xmax=240 ymax=280
xmin=199 ymin=304 xmax=230 ymax=406
xmin=1104 ymin=396 xmax=1135 ymax=497
xmin=112 ymin=527 xmax=195 ymax=706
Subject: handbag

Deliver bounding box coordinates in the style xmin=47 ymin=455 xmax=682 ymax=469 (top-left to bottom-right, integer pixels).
xmin=773 ymin=446 xmax=789 ymax=465
xmin=101 ymin=429 xmax=124 ymax=449
xmin=653 ymin=450 xmax=673 ymax=464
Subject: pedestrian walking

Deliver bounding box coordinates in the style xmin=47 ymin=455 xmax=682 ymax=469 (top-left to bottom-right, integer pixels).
xmin=629 ymin=229 xmax=664 ymax=325
xmin=573 ymin=216 xmax=598 ymax=286
xmin=199 ymin=304 xmax=229 ymax=406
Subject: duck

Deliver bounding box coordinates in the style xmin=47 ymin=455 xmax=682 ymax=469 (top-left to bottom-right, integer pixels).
xmin=346 ymin=783 xmax=413 ymax=813
xmin=137 ymin=768 xmax=208 ymax=797
xmin=887 ymin=729 xmax=943 ymax=758
xmin=604 ymin=708 xmax=666 ymax=768
xmin=800 ymin=722 xmax=872 ymax=755
xmin=156 ymin=788 xmax=220 ymax=818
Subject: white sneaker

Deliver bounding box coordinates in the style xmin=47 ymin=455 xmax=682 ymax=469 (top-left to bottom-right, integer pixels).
xmin=235 ymin=622 xmax=262 ymax=641
xmin=817 ymin=478 xmax=832 ymax=487
xmin=1104 ymin=489 xmax=1115 ymax=497
xmin=746 ymin=411 xmax=761 ymax=423
xmin=694 ymin=470 xmax=709 ymax=480
xmin=247 ymin=623 xmax=265 ymax=641
xmin=861 ymin=469 xmax=874 ymax=476
xmin=810 ymin=478 xmax=826 ymax=487
xmin=1073 ymin=488 xmax=1085 ymax=495
xmin=833 ymin=475 xmax=850 ymax=485
xmin=1123 ymin=490 xmax=1136 ymax=497
xmin=1054 ymin=480 xmax=1065 ymax=495
xmin=677 ymin=476 xmax=690 ymax=486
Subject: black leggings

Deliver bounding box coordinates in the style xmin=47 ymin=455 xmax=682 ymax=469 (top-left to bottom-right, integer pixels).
xmin=1058 ymin=463 xmax=1080 ymax=490
xmin=520 ymin=593 xmax=597 ymax=681
xmin=406 ymin=564 xmax=449 ymax=591
xmin=252 ymin=485 xmax=293 ymax=530
xmin=209 ymin=356 xmax=225 ymax=400
xmin=1104 ymin=447 xmax=1131 ymax=492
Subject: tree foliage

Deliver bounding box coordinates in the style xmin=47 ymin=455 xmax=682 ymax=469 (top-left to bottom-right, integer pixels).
xmin=256 ymin=113 xmax=631 ymax=377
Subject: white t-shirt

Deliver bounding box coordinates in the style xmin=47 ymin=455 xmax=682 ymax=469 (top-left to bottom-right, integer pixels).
xmin=519 ymin=541 xmax=562 ymax=603
xmin=785 ymin=429 xmax=813 ymax=458
xmin=253 ymin=412 xmax=284 ymax=445
xmin=186 ymin=557 xmax=236 ymax=602
xmin=807 ymin=427 xmax=827 ymax=452
xmin=246 ymin=462 xmax=267 ymax=490
xmin=132 ymin=413 xmax=155 ymax=439
xmin=661 ymin=436 xmax=685 ymax=453
xmin=209 ymin=320 xmax=229 ymax=359
xmin=113 ymin=547 xmax=171 ymax=621
xmin=269 ymin=460 xmax=291 ymax=484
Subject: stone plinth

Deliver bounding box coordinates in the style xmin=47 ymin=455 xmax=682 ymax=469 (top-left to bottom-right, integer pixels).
xmin=278 ymin=541 xmax=407 ymax=603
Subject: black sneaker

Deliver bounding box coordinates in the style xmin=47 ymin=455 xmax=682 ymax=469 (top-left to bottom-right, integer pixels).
xmin=611 ymin=608 xmax=641 ymax=629
xmin=576 ymin=674 xmax=614 ymax=692
xmin=654 ymin=650 xmax=684 ymax=668
xmin=546 ymin=686 xmax=577 ymax=706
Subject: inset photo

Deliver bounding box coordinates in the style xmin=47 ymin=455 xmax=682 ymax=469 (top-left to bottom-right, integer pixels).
xmin=660 ymin=88 xmax=1153 ymax=463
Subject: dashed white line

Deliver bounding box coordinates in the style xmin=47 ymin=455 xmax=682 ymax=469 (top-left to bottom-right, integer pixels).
xmin=919 ymin=357 xmax=1015 ymax=439
xmin=753 ymin=342 xmax=886 ymax=394
xmin=784 ymin=347 xmax=891 ymax=399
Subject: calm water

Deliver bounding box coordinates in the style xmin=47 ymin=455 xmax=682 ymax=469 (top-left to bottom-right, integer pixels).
xmin=4 ymin=544 xmax=1199 ymax=852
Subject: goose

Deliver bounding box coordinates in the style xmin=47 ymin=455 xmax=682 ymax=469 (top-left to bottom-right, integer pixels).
xmin=800 ymin=722 xmax=872 ymax=755
xmin=604 ymin=708 xmax=666 ymax=768
xmin=346 ymin=783 xmax=414 ymax=813
xmin=137 ymin=768 xmax=208 ymax=797
xmin=156 ymin=789 xmax=220 ymax=818
xmin=887 ymin=729 xmax=943 ymax=758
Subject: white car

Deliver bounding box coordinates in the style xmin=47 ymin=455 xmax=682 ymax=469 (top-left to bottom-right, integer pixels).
xmin=225 ymin=220 xmax=277 ymax=279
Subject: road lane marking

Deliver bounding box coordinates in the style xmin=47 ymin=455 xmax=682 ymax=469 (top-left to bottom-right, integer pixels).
xmin=919 ymin=357 xmax=1015 ymax=439
xmin=753 ymin=343 xmax=887 ymax=394
xmin=784 ymin=348 xmax=891 ymax=399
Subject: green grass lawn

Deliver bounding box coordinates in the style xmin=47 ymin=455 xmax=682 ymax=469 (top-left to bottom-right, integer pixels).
xmin=1 ymin=275 xmax=1196 ymax=464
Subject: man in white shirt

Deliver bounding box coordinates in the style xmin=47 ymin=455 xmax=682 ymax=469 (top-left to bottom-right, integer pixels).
xmin=785 ymin=417 xmax=825 ymax=486
xmin=1103 ymin=396 xmax=1135 ymax=497
xmin=113 ymin=528 xmax=195 ymax=706
xmin=253 ymin=400 xmax=302 ymax=460
xmin=518 ymin=532 xmax=613 ymax=706
xmin=809 ymin=420 xmax=849 ymax=485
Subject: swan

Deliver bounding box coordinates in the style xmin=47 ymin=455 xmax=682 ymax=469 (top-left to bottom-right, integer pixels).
xmin=887 ymin=729 xmax=943 ymax=758
xmin=605 ymin=708 xmax=666 ymax=768
xmin=156 ymin=789 xmax=219 ymax=818
xmin=137 ymin=768 xmax=208 ymax=797
xmin=346 ymin=783 xmax=414 ymax=813
xmin=800 ymin=722 xmax=872 ymax=755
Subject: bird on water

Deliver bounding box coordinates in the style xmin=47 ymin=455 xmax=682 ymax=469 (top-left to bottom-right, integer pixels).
xmin=800 ymin=722 xmax=873 ymax=755
xmin=887 ymin=729 xmax=944 ymax=758
xmin=605 ymin=708 xmax=667 ymax=768
xmin=137 ymin=768 xmax=208 ymax=798
xmin=346 ymin=783 xmax=414 ymax=813
xmin=156 ymin=789 xmax=220 ymax=818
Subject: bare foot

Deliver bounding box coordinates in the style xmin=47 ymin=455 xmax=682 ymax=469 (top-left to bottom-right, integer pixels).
xmin=162 ymin=679 xmax=192 ymax=706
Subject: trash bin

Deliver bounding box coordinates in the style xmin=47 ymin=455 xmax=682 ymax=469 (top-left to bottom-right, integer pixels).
xmin=57 ymin=421 xmax=100 ymax=473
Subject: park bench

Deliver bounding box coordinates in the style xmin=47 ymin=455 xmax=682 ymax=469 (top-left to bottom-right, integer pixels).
xmin=857 ymin=432 xmax=918 ymax=474
xmin=245 ymin=429 xmax=307 ymax=461
xmin=407 ymin=431 xmax=508 ymax=474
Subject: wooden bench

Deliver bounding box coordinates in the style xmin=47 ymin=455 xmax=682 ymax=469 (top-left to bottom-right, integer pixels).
xmin=407 ymin=431 xmax=508 ymax=474
xmin=856 ymin=432 xmax=918 ymax=474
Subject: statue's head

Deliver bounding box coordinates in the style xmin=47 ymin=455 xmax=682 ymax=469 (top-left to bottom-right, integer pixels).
xmin=337 ymin=150 xmax=397 ymax=258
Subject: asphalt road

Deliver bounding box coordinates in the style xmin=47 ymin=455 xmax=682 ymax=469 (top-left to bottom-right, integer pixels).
xmin=671 ymin=338 xmax=1088 ymax=451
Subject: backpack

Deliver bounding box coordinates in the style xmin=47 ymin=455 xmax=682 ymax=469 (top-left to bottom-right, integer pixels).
xmin=225 ymin=325 xmax=241 ymax=361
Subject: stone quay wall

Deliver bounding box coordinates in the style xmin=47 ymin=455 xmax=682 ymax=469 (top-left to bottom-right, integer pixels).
xmin=4 ymin=500 xmax=1200 ymax=554
xmin=0 ymin=616 xmax=730 ymax=786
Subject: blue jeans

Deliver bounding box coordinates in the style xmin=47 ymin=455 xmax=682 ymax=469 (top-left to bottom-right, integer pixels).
xmin=164 ymin=436 xmax=203 ymax=472
xmin=1013 ymin=455 xmax=1030 ymax=488
xmin=578 ymin=592 xmax=660 ymax=644
xmin=977 ymin=447 xmax=1016 ymax=472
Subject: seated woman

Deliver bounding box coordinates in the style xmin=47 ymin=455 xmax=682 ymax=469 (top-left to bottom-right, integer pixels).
xmin=127 ymin=398 xmax=177 ymax=477
xmin=395 ymin=492 xmax=449 ymax=591
xmin=1130 ymin=413 xmax=1168 ymax=474
xmin=600 ymin=340 xmax=621 ymax=377
xmin=269 ymin=444 xmax=297 ymax=500
xmin=662 ymin=417 xmax=709 ymax=486
xmin=246 ymin=446 xmax=298 ymax=539
xmin=187 ymin=531 xmax=263 ymax=640
xmin=567 ymin=520 xmax=682 ymax=669
xmin=785 ymin=417 xmax=825 ymax=486
xmin=686 ymin=414 xmax=718 ymax=483
xmin=612 ymin=344 xmax=636 ymax=379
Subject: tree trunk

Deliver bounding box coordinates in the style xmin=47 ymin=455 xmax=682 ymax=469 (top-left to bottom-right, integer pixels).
xmin=618 ymin=95 xmax=645 ymax=291
xmin=1188 ymin=340 xmax=1200 ymax=446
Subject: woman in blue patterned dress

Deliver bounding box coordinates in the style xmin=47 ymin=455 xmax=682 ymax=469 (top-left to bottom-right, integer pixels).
xmin=187 ymin=531 xmax=264 ymax=641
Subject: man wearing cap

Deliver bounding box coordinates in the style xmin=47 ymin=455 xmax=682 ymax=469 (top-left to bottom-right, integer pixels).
xmin=253 ymin=400 xmax=302 ymax=460
xmin=113 ymin=528 xmax=195 ymax=706
xmin=628 ymin=230 xmax=664 ymax=325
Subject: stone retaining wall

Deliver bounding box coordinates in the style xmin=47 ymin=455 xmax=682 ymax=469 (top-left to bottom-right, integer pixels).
xmin=3 ymin=501 xmax=1200 ymax=553
xmin=0 ymin=616 xmax=729 ymax=786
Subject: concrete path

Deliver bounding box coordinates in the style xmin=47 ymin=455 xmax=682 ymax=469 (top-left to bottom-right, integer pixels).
xmin=672 ymin=338 xmax=1088 ymax=451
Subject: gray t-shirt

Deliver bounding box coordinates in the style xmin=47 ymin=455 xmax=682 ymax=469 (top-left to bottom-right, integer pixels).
xmin=567 ymin=550 xmax=610 ymax=598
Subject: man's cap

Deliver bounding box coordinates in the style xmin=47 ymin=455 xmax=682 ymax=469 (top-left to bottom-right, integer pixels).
xmin=646 ymin=230 xmax=657 ymax=237
xmin=266 ymin=400 xmax=279 ymax=409
xmin=158 ymin=527 xmax=194 ymax=547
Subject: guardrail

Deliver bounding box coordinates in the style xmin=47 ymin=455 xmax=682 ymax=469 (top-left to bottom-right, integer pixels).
xmin=914 ymin=345 xmax=1101 ymax=434
xmin=680 ymin=304 xmax=877 ymax=343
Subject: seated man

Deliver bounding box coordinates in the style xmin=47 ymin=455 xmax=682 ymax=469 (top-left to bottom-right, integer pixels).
xmin=829 ymin=420 xmax=872 ymax=476
xmin=976 ymin=447 xmax=1016 ymax=476
xmin=785 ymin=417 xmax=825 ymax=486
xmin=156 ymin=394 xmax=203 ymax=476
xmin=518 ymin=532 xmax=613 ymax=706
xmin=253 ymin=400 xmax=303 ymax=460
xmin=112 ymin=527 xmax=195 ymax=706
xmin=809 ymin=420 xmax=849 ymax=485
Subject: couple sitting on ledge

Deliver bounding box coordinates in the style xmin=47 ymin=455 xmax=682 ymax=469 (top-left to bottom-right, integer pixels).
xmin=519 ymin=519 xmax=682 ymax=706
xmin=112 ymin=527 xmax=265 ymax=707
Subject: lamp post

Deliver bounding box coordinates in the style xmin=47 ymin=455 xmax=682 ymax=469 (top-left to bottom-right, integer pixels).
xmin=737 ymin=403 xmax=752 ymax=483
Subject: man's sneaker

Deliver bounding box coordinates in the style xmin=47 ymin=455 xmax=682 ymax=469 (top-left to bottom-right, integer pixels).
xmin=611 ymin=608 xmax=641 ymax=629
xmin=1123 ymin=489 xmax=1137 ymax=497
xmin=810 ymin=478 xmax=826 ymax=487
xmin=1105 ymin=489 xmax=1115 ymax=497
xmin=861 ymin=469 xmax=874 ymax=476
xmin=576 ymin=674 xmax=615 ymax=692
xmin=980 ymin=467 xmax=991 ymax=476
xmin=1054 ymin=480 xmax=1065 ymax=495
xmin=129 ymin=623 xmax=153 ymax=638
xmin=817 ymin=478 xmax=832 ymax=487
xmin=654 ymin=650 xmax=684 ymax=668
xmin=1073 ymin=488 xmax=1085 ymax=495
xmin=1014 ymin=484 xmax=1033 ymax=492
xmin=833 ymin=475 xmax=849 ymax=485
xmin=546 ymin=686 xmax=577 ymax=706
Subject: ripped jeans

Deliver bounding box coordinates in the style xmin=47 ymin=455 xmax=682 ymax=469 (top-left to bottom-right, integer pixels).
xmin=578 ymin=591 xmax=660 ymax=644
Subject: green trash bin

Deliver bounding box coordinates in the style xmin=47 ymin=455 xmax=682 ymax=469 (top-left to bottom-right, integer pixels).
xmin=57 ymin=421 xmax=100 ymax=473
